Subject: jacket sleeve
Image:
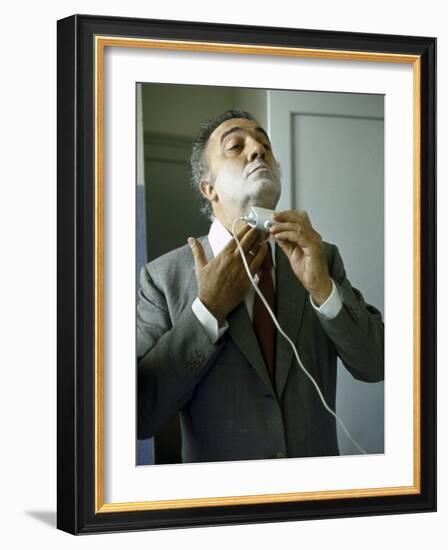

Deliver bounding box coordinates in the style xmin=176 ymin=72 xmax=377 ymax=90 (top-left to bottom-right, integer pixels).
xmin=317 ymin=244 xmax=384 ymax=383
xmin=136 ymin=264 xmax=224 ymax=440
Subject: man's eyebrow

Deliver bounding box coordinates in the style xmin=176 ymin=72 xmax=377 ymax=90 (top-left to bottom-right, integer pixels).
xmin=220 ymin=126 xmax=271 ymax=144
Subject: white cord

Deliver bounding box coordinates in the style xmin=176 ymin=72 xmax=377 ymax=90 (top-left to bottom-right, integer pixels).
xmin=232 ymin=217 xmax=367 ymax=455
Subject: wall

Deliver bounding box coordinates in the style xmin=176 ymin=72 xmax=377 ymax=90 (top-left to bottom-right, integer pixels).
xmin=1 ymin=1 xmax=445 ymax=549
xmin=141 ymin=84 xmax=267 ymax=138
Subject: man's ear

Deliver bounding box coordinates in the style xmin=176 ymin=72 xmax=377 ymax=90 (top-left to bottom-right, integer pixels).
xmin=200 ymin=179 xmax=218 ymax=203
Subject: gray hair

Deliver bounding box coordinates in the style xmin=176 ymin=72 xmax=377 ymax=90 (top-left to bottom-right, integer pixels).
xmin=189 ymin=109 xmax=256 ymax=220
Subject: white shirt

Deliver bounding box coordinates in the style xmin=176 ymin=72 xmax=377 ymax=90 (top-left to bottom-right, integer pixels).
xmin=191 ymin=218 xmax=342 ymax=343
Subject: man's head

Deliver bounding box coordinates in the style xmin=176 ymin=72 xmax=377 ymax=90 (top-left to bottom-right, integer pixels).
xmin=190 ymin=109 xmax=281 ymax=227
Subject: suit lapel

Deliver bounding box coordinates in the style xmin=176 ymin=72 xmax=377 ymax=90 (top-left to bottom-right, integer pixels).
xmin=274 ymin=244 xmax=308 ymax=400
xmin=227 ymin=302 xmax=274 ymax=393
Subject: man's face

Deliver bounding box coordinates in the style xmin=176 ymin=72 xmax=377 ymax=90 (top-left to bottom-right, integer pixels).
xmin=203 ymin=118 xmax=281 ymax=219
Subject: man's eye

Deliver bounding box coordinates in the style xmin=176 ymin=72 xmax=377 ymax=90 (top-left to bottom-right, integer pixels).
xmin=263 ymin=143 xmax=271 ymax=151
xmin=227 ymin=143 xmax=241 ymax=151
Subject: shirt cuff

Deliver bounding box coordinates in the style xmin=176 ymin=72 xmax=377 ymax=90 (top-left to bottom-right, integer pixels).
xmin=309 ymin=279 xmax=342 ymax=320
xmin=191 ymin=297 xmax=228 ymax=344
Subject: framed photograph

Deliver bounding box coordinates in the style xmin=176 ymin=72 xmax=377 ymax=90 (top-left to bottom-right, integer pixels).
xmin=57 ymin=14 xmax=436 ymax=534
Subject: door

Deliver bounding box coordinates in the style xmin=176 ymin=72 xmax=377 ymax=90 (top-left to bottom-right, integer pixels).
xmin=269 ymin=90 xmax=384 ymax=454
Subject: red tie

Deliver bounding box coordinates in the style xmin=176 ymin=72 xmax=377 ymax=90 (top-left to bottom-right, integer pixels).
xmin=253 ymin=247 xmax=276 ymax=384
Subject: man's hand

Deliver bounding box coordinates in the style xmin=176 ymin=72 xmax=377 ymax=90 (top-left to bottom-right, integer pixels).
xmin=188 ymin=225 xmax=268 ymax=325
xmin=270 ymin=210 xmax=332 ymax=305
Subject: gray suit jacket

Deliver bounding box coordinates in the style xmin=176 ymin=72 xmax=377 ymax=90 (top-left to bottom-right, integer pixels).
xmin=137 ymin=238 xmax=384 ymax=462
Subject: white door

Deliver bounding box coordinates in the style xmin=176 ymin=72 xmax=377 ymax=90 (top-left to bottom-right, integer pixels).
xmin=269 ymin=90 xmax=384 ymax=454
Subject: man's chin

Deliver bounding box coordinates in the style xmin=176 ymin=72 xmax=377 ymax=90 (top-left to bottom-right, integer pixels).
xmin=246 ymin=188 xmax=280 ymax=210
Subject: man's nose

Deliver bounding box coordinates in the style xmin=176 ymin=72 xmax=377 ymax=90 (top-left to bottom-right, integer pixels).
xmin=247 ymin=139 xmax=266 ymax=162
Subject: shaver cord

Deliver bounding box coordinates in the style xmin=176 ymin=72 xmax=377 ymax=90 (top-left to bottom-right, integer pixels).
xmin=232 ymin=216 xmax=367 ymax=455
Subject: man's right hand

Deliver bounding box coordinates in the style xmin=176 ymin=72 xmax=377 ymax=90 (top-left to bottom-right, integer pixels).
xmin=188 ymin=225 xmax=268 ymax=325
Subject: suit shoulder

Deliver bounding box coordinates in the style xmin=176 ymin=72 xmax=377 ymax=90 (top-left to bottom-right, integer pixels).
xmin=142 ymin=236 xmax=207 ymax=281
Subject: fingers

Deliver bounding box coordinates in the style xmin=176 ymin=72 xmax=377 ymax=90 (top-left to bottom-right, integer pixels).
xmin=269 ymin=222 xmax=298 ymax=236
xmin=233 ymin=226 xmax=263 ymax=257
xmin=270 ymin=211 xmax=319 ymax=248
xmin=188 ymin=237 xmax=208 ymax=275
xmin=273 ymin=210 xmax=310 ymax=224
xmin=245 ymin=237 xmax=269 ymax=262
xmin=222 ymin=223 xmax=251 ymax=253
xmin=248 ymin=242 xmax=269 ymax=274
xmin=271 ymin=230 xmax=312 ymax=246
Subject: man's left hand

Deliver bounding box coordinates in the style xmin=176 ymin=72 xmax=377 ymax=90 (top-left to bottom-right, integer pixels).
xmin=270 ymin=210 xmax=332 ymax=305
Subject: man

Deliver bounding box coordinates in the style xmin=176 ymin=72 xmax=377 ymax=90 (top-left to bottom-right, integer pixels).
xmin=137 ymin=109 xmax=384 ymax=463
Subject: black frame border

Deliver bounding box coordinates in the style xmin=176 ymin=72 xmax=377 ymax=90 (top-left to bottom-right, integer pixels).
xmin=57 ymin=14 xmax=436 ymax=534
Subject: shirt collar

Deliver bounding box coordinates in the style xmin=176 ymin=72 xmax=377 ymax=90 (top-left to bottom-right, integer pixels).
xmin=208 ymin=217 xmax=276 ymax=266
